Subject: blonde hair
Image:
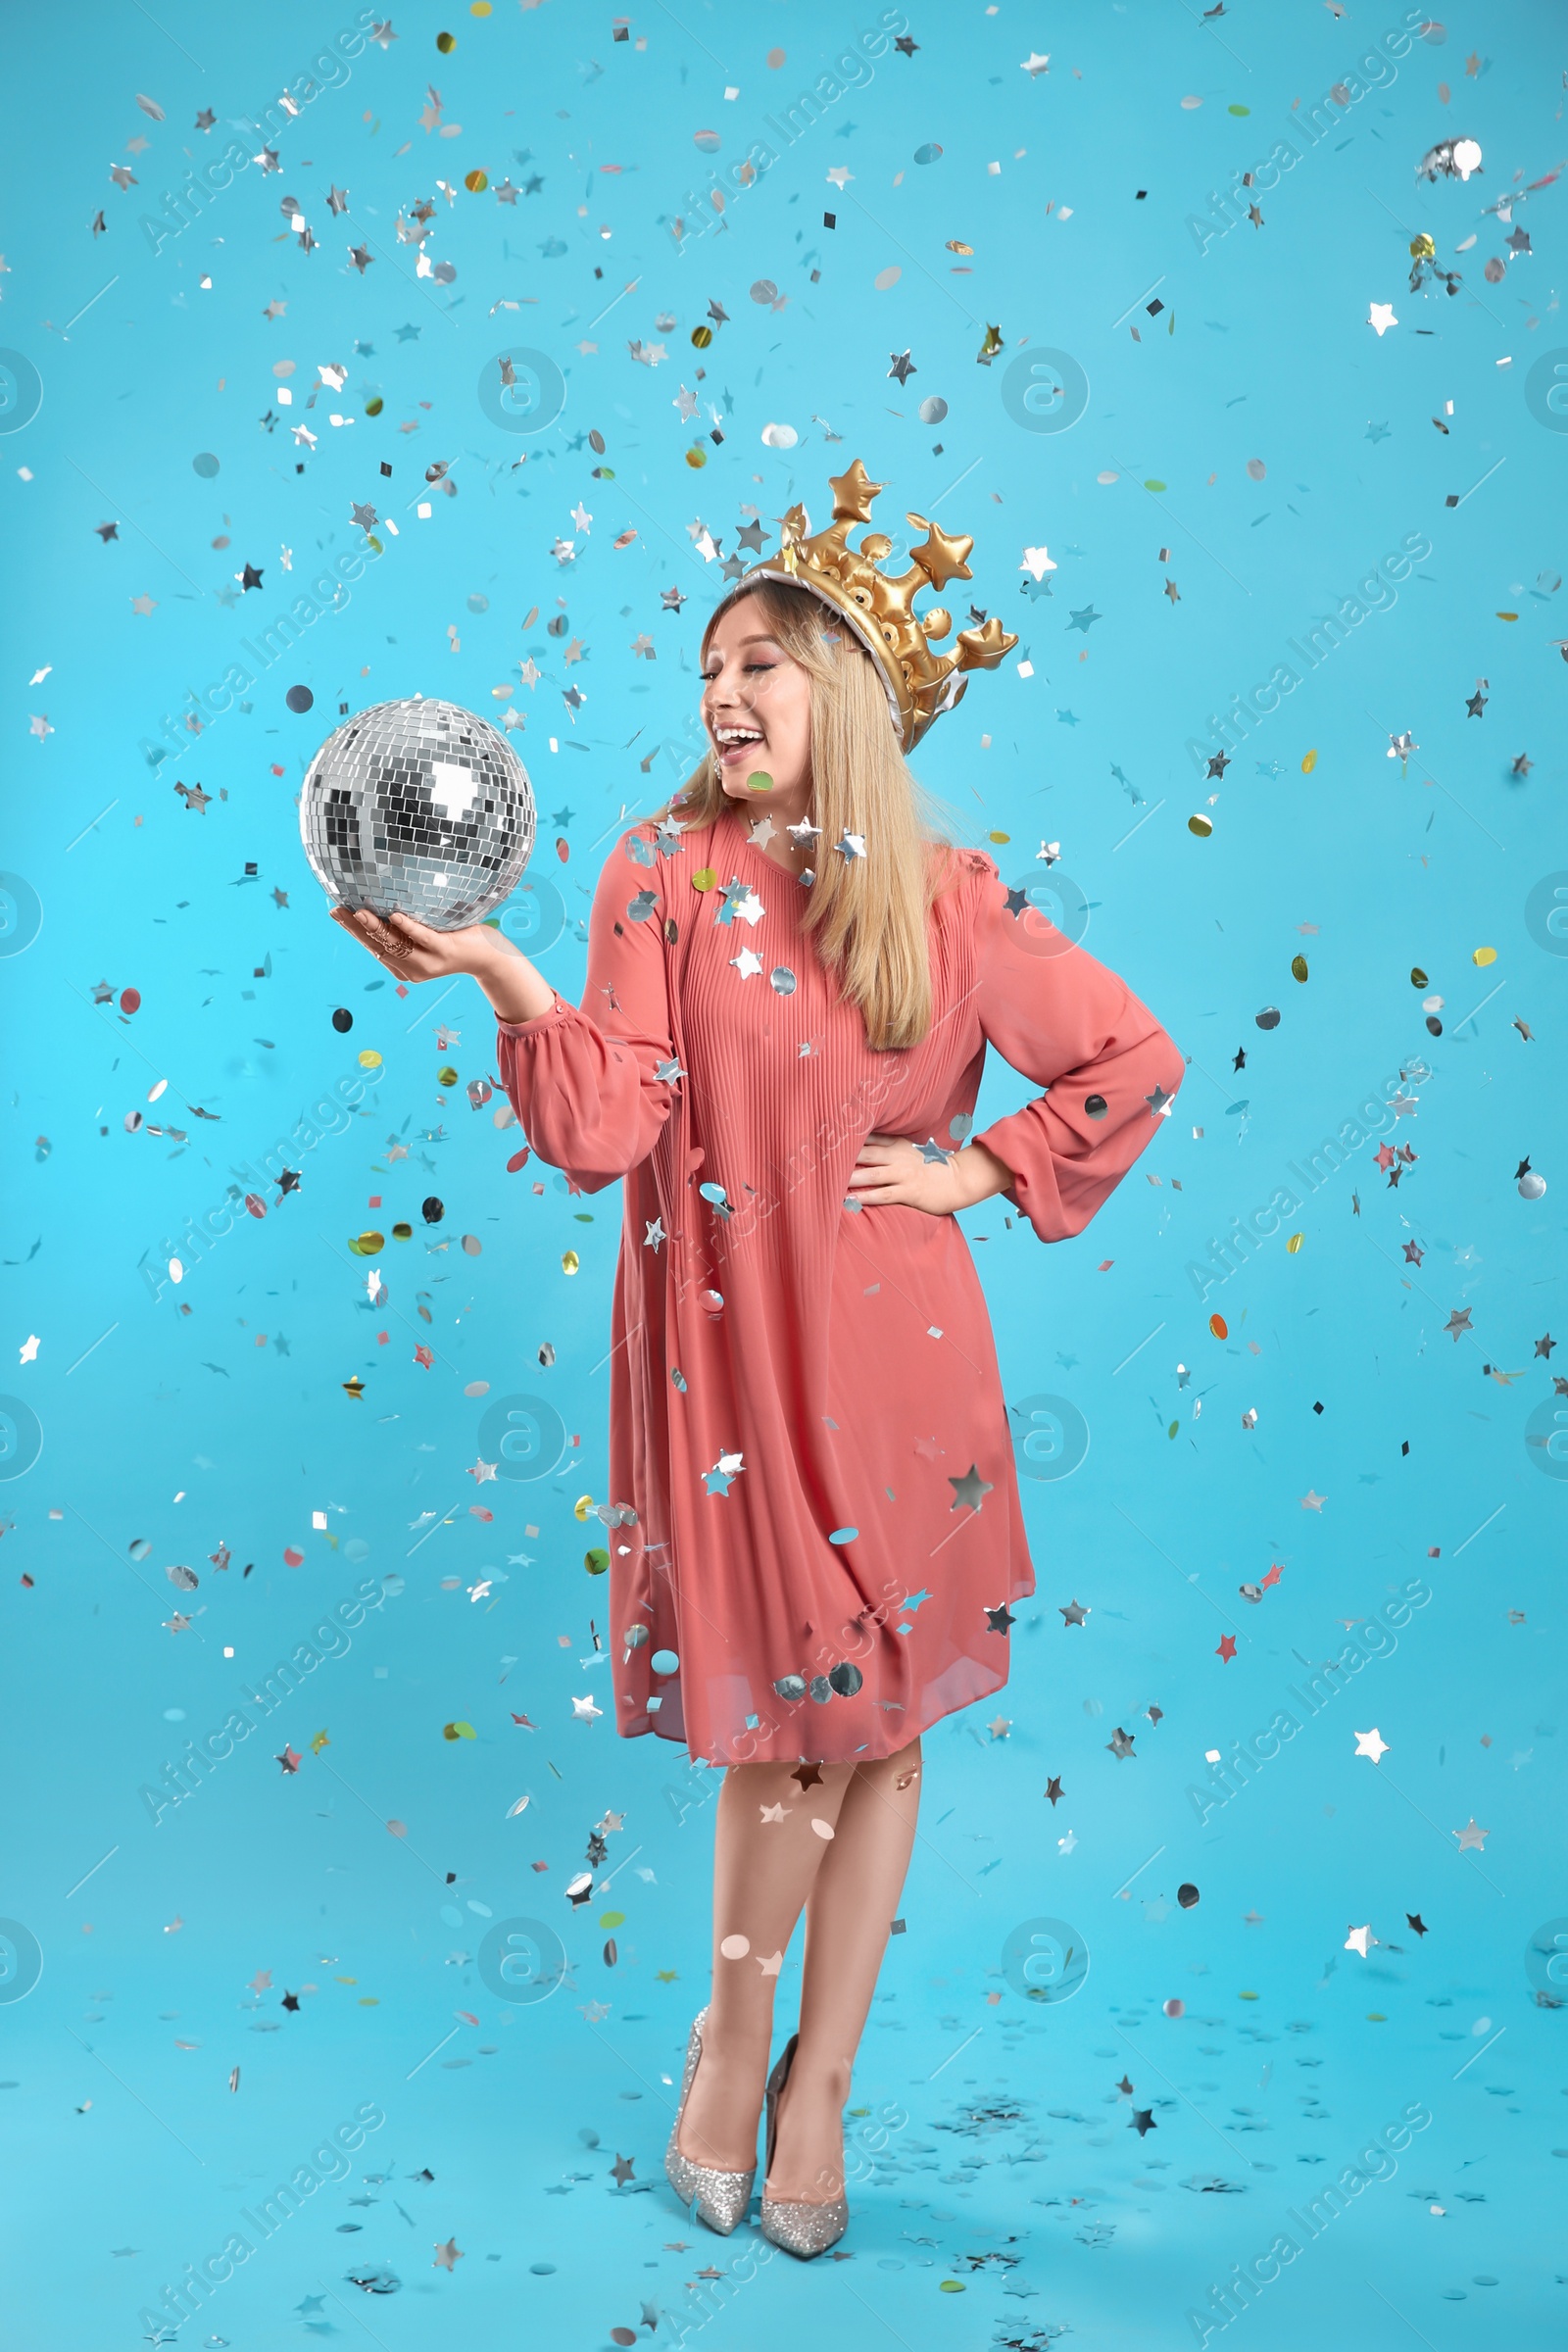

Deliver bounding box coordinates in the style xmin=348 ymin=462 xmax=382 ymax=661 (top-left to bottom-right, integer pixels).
xmin=649 ymin=580 xmax=966 ymax=1051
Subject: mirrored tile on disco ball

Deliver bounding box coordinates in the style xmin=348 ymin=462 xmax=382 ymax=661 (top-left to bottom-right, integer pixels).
xmin=300 ymin=696 xmax=536 ymax=930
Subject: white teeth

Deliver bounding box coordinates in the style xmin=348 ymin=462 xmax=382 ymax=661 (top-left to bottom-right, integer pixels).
xmin=714 ymin=725 xmax=761 ymax=744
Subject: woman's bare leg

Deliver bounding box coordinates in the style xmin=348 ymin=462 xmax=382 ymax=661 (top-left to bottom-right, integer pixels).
xmin=675 ymin=1756 xmax=858 ymax=2172
xmin=764 ymin=1737 xmax=922 ymax=2203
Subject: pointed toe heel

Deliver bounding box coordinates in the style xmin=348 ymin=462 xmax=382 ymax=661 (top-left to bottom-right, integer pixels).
xmin=760 ymin=2189 xmax=850 ymax=2259
xmin=663 ymin=2006 xmax=757 ymax=2235
xmin=759 ymin=2033 xmax=850 ymax=2259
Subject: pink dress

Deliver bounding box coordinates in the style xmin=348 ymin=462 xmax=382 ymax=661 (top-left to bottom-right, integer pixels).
xmin=496 ymin=804 xmax=1183 ymax=1765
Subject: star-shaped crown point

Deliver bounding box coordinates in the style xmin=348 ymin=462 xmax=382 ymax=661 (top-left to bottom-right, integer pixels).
xmin=828 ymin=460 xmax=885 ymax=523
xmin=724 ymin=457 xmax=1017 ymax=749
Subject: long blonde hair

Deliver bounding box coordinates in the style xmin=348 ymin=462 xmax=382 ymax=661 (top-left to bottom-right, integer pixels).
xmin=650 ymin=580 xmax=966 ymax=1051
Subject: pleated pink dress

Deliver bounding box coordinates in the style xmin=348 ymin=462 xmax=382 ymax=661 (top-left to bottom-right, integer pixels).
xmin=496 ymin=803 xmax=1183 ymax=1765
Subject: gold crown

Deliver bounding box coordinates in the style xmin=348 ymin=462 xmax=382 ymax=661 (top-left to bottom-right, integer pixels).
xmin=712 ymin=459 xmax=1019 ymax=752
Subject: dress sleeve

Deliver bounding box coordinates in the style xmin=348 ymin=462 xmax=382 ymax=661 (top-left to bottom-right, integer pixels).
xmin=494 ymin=825 xmax=676 ymax=1193
xmin=967 ymin=856 xmax=1185 ymax=1244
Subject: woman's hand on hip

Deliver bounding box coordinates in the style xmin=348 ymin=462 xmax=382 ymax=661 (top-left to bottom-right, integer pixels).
xmin=845 ymin=1133 xmax=1015 ymax=1217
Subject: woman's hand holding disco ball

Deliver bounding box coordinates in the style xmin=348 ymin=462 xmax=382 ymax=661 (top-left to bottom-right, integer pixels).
xmin=304 ymin=695 xmax=556 ymax=1025
xmin=331 ymin=905 xmax=558 ymax=1026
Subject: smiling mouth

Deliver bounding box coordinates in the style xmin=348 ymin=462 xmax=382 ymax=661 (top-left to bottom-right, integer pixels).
xmin=711 ymin=724 xmax=765 ymax=768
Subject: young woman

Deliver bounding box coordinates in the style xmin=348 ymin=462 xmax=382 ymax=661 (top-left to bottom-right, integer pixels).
xmin=331 ymin=465 xmax=1183 ymax=2259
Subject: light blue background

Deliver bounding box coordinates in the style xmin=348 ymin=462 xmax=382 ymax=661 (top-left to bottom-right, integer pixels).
xmin=2 ymin=2 xmax=1564 ymax=2345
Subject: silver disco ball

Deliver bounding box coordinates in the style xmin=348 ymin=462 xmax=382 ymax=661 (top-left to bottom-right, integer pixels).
xmin=300 ymin=696 xmax=535 ymax=931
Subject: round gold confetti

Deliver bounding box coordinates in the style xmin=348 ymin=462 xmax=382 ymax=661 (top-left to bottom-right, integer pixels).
xmin=391 ymin=1222 xmax=413 ymax=1241
xmin=1301 ymin=748 xmax=1318 ymax=774
xmin=573 ymin=1494 xmax=595 ymax=1522
xmin=355 ymin=1229 xmax=385 ymax=1254
xmin=691 ymin=324 xmax=712 ymax=348
xmin=1286 ymin=1232 xmax=1304 ymax=1254
xmin=437 ymin=1063 xmax=459 ymax=1086
xmin=584 ymin=1546 xmax=609 ymax=1576
xmin=358 ymin=1048 xmax=382 ymax=1069
xmin=1291 ymin=955 xmax=1308 ymax=983
xmin=1188 ymin=812 xmax=1213 ymax=838
xmin=464 ymin=169 xmax=488 ymax=193
xmin=436 ymin=29 xmax=457 ymax=52
xmin=366 ymin=396 xmax=383 ymax=416
xmin=685 ymin=444 xmax=708 ymax=468
xmin=1472 ymin=945 xmax=1496 ymax=966
xmin=562 ymin=1249 xmax=580 ymax=1275
xmin=692 ymin=866 xmax=716 ymax=891
xmin=1410 ymin=965 xmax=1428 ymax=987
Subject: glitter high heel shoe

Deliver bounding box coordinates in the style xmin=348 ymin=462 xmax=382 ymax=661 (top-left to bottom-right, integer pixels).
xmin=760 ymin=2033 xmax=849 ymax=2258
xmin=663 ymin=2006 xmax=757 ymax=2235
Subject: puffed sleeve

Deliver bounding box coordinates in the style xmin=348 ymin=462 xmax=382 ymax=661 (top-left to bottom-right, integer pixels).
xmin=494 ymin=824 xmax=676 ymax=1193
xmin=967 ymin=858 xmax=1185 ymax=1244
